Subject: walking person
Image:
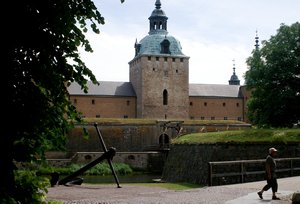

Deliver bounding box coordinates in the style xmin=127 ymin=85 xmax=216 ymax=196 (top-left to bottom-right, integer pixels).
xmin=257 ymin=147 xmax=280 ymax=200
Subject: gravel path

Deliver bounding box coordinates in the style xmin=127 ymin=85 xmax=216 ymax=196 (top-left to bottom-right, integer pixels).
xmin=46 ymin=176 xmax=300 ymax=204
xmin=46 ymin=184 xmax=253 ymax=204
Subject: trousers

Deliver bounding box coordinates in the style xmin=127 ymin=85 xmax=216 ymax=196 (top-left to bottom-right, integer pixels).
xmin=263 ymin=178 xmax=278 ymax=193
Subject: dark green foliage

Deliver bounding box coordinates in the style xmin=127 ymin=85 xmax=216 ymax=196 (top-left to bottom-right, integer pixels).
xmin=36 ymin=163 xmax=133 ymax=176
xmin=245 ymin=22 xmax=300 ymax=127
xmin=2 ymin=0 xmax=124 ymax=203
xmin=1 ymin=171 xmax=50 ymax=204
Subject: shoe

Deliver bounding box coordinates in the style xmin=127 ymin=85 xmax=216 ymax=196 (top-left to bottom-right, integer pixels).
xmin=257 ymin=192 xmax=263 ymax=199
xmin=272 ymin=196 xmax=280 ymax=200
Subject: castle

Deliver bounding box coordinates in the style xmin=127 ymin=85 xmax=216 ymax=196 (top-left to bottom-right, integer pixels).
xmin=68 ymin=0 xmax=251 ymax=122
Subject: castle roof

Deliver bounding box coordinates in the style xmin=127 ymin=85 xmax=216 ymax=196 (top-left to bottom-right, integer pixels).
xmin=68 ymin=81 xmax=242 ymax=98
xmin=133 ymin=0 xmax=186 ymax=58
xmin=189 ymin=84 xmax=241 ymax=98
xmin=68 ymin=81 xmax=136 ymax=97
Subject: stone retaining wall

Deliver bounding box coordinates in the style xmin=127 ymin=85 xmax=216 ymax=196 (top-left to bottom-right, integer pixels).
xmin=66 ymin=122 xmax=251 ymax=155
xmin=162 ymin=143 xmax=300 ymax=186
xmin=46 ymin=151 xmax=166 ymax=173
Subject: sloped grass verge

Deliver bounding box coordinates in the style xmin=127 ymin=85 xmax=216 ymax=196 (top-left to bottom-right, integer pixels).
xmin=173 ymin=128 xmax=300 ymax=144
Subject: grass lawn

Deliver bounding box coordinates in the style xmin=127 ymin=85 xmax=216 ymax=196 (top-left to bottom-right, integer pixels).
xmin=173 ymin=128 xmax=300 ymax=144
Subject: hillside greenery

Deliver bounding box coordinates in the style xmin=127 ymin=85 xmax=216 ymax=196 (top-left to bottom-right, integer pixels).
xmin=173 ymin=128 xmax=300 ymax=144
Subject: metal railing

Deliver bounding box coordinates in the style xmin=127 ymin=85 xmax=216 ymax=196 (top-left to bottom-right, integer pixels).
xmin=208 ymin=157 xmax=300 ymax=186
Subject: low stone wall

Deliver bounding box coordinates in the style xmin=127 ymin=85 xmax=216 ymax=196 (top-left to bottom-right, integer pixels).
xmin=72 ymin=151 xmax=165 ymax=173
xmin=46 ymin=151 xmax=166 ymax=173
xmin=162 ymin=143 xmax=300 ymax=186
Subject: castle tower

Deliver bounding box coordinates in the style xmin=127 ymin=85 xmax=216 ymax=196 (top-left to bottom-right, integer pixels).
xmin=229 ymin=60 xmax=240 ymax=85
xmin=129 ymin=0 xmax=190 ymax=119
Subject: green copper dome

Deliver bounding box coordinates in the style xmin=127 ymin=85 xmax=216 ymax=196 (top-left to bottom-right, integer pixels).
xmin=133 ymin=0 xmax=186 ymax=57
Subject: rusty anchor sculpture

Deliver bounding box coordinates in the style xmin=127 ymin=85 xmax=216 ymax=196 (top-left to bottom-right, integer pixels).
xmin=51 ymin=122 xmax=121 ymax=188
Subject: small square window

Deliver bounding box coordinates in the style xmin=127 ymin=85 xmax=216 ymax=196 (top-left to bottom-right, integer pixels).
xmin=190 ymin=102 xmax=193 ymax=106
xmin=223 ymin=102 xmax=226 ymax=107
xmin=92 ymin=99 xmax=95 ymax=104
xmin=148 ymin=56 xmax=151 ymax=61
xmin=172 ymin=58 xmax=176 ymax=62
xmin=156 ymin=57 xmax=159 ymax=61
xmin=180 ymin=58 xmax=183 ymax=62
xmin=164 ymin=71 xmax=168 ymax=77
xmin=204 ymin=102 xmax=207 ymax=106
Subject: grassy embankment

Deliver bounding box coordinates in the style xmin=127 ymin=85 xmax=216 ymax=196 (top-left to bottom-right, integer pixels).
xmin=173 ymin=128 xmax=300 ymax=144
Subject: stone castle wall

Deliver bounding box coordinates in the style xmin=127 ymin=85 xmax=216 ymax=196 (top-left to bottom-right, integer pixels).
xmin=162 ymin=143 xmax=300 ymax=186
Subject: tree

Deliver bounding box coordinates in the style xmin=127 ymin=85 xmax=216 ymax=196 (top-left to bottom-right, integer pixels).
xmin=2 ymin=0 xmax=123 ymax=203
xmin=245 ymin=22 xmax=300 ymax=127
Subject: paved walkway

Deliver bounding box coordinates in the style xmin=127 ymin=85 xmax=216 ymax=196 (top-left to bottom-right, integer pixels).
xmin=225 ymin=176 xmax=300 ymax=204
xmin=46 ymin=176 xmax=300 ymax=204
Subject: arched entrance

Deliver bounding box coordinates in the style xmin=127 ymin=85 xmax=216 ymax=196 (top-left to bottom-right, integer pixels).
xmin=159 ymin=133 xmax=170 ymax=149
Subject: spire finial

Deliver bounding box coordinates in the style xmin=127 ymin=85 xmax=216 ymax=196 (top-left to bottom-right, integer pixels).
xmin=255 ymin=30 xmax=260 ymax=50
xmin=232 ymin=59 xmax=236 ymax=75
xmin=155 ymin=0 xmax=161 ymax=9
xmin=229 ymin=59 xmax=240 ymax=85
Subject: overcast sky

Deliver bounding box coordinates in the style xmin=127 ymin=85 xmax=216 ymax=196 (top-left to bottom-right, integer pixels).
xmin=79 ymin=0 xmax=300 ymax=85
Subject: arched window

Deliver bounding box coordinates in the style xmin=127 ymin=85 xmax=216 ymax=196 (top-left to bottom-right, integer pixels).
xmin=163 ymin=89 xmax=168 ymax=105
xmin=160 ymin=39 xmax=170 ymax=54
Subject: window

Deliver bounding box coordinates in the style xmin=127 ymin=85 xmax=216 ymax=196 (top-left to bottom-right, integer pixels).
xmin=172 ymin=58 xmax=176 ymax=62
xmin=164 ymin=57 xmax=168 ymax=61
xmin=223 ymin=102 xmax=226 ymax=107
xmin=201 ymin=117 xmax=205 ymax=120
xmin=211 ymin=116 xmax=215 ymax=120
xmin=126 ymin=100 xmax=130 ymax=106
xmin=92 ymin=99 xmax=95 ymax=104
xmin=163 ymin=89 xmax=168 ymax=105
xmin=124 ymin=115 xmax=128 ymax=118
xmin=156 ymin=57 xmax=159 ymax=61
xmin=176 ymin=69 xmax=178 ymax=73
xmin=236 ymin=103 xmax=239 ymax=107
xmin=160 ymin=39 xmax=170 ymax=54
xmin=164 ymin=71 xmax=168 ymax=77
xmin=96 ymin=115 xmax=100 ymax=118
xmin=237 ymin=117 xmax=242 ymax=121
xmin=204 ymin=102 xmax=207 ymax=106
xmin=190 ymin=102 xmax=193 ymax=106
xmin=148 ymin=56 xmax=151 ymax=61
xmin=180 ymin=58 xmax=183 ymax=62
xmin=224 ymin=117 xmax=228 ymax=120
xmin=73 ymin=99 xmax=77 ymax=104
xmin=190 ymin=116 xmax=194 ymax=119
